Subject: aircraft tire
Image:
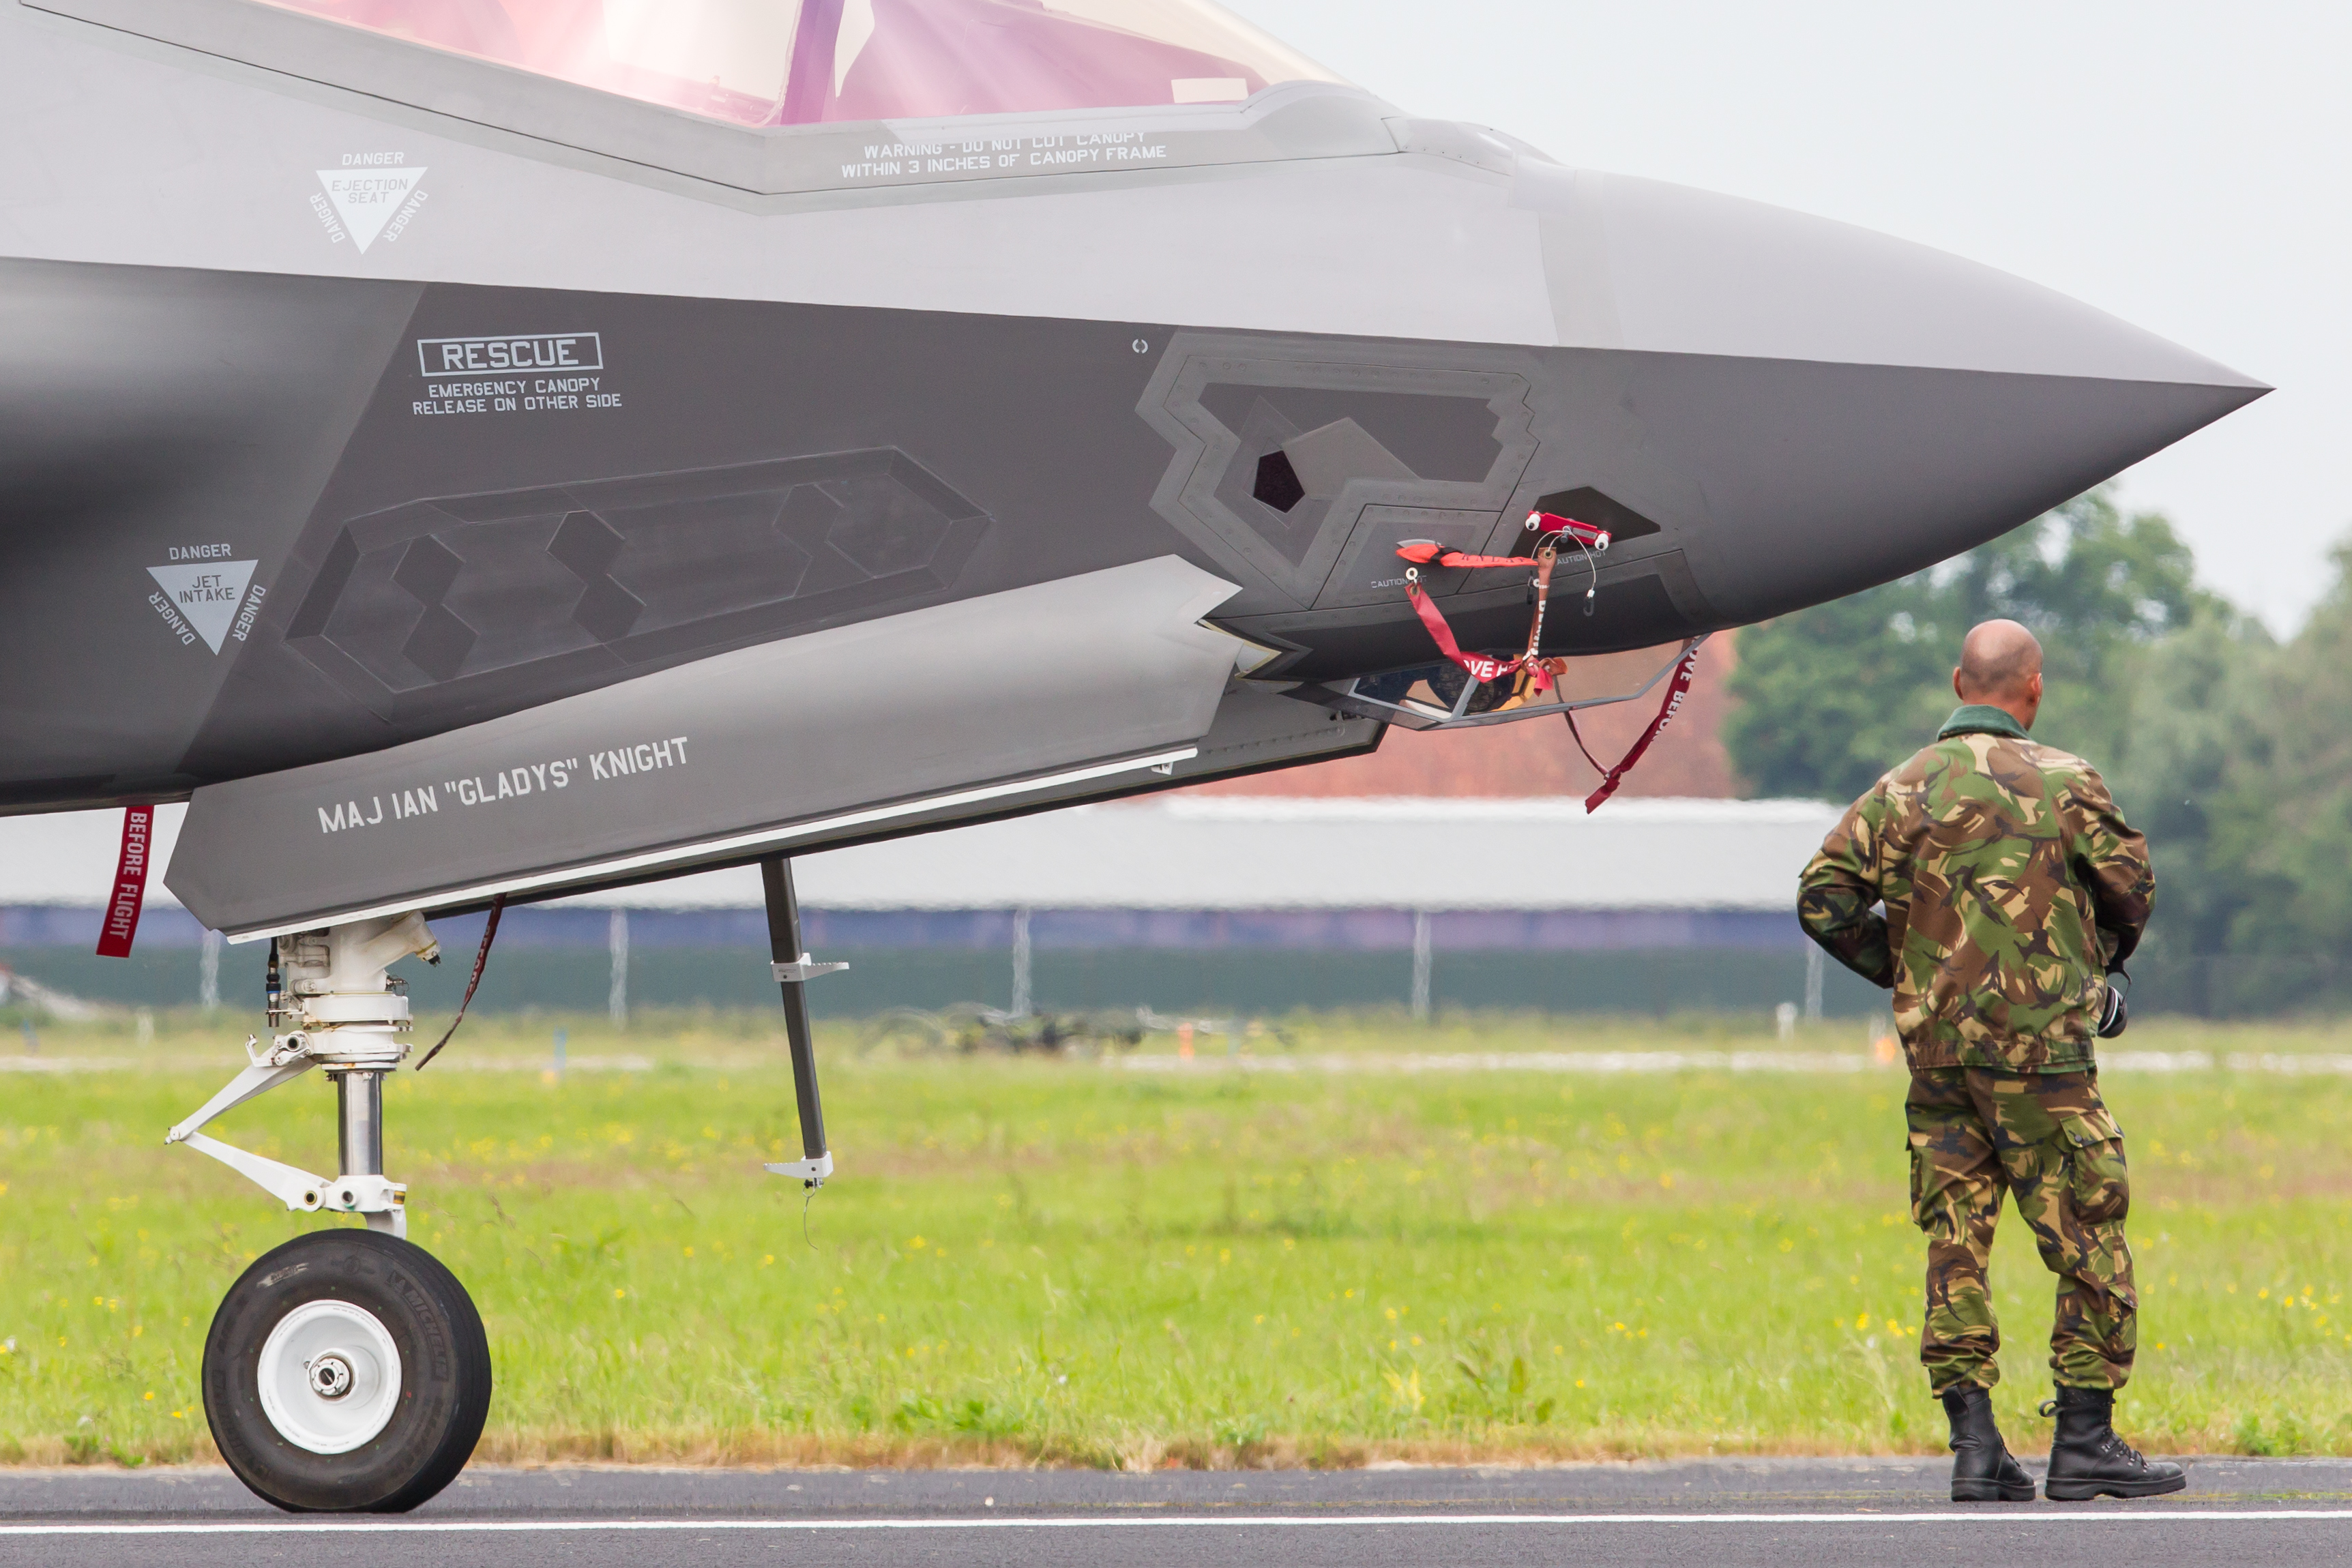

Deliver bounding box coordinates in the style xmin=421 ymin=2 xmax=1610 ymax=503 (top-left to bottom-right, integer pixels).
xmin=202 ymin=1228 xmax=491 ymax=1513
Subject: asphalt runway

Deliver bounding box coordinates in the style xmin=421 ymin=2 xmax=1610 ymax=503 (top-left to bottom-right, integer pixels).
xmin=6 ymin=1458 xmax=2352 ymax=1567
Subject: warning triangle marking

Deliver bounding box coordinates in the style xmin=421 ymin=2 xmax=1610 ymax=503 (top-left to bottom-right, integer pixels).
xmin=315 ymin=167 xmax=427 ymax=254
xmin=148 ymin=561 xmax=258 ymax=654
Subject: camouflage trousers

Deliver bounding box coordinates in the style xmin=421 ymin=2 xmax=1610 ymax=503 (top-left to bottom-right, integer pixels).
xmin=1905 ymin=1066 xmax=2135 ymax=1395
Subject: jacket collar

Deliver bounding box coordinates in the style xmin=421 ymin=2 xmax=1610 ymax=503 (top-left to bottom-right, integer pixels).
xmin=1939 ymin=703 xmax=2030 ymax=741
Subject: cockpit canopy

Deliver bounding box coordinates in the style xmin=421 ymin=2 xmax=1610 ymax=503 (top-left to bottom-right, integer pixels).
xmin=259 ymin=0 xmax=1345 ymax=127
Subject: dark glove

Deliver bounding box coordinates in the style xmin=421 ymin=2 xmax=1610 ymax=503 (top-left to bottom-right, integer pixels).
xmin=2096 ymin=977 xmax=2130 ymax=1039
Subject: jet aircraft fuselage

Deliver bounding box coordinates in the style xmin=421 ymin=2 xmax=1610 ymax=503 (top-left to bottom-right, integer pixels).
xmin=1 ymin=0 xmax=2263 ymax=941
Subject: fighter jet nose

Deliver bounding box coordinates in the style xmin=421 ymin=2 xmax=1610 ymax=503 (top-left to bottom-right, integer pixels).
xmin=1525 ymin=164 xmax=2266 ymax=391
xmin=1511 ymin=164 xmax=2265 ymax=617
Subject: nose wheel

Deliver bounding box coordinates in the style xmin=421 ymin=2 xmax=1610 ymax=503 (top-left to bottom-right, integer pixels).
xmin=203 ymin=1229 xmax=490 ymax=1512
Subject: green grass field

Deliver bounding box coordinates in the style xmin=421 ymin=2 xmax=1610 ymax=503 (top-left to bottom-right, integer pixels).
xmin=3 ymin=1010 xmax=2351 ymax=1468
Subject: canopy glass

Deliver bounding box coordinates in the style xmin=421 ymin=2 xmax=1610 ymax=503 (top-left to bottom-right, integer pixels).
xmin=259 ymin=0 xmax=1344 ymax=126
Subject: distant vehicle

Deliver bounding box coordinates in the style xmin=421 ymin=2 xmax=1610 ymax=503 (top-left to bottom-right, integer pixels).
xmin=0 ymin=0 xmax=2261 ymax=1512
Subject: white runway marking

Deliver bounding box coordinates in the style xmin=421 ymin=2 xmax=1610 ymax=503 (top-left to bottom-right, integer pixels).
xmin=5 ymin=1510 xmax=2350 ymax=1535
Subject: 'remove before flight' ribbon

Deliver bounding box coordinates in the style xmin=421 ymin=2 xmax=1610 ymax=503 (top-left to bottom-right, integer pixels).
xmin=95 ymin=805 xmax=154 ymax=958
xmin=1565 ymin=638 xmax=1705 ymax=814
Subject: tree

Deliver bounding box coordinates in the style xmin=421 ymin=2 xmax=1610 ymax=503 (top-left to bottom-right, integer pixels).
xmin=1720 ymin=578 xmax=1950 ymax=802
xmin=2104 ymin=602 xmax=2276 ymax=965
xmin=1726 ymin=488 xmax=2211 ymax=800
xmin=1941 ymin=488 xmax=2211 ymax=768
xmin=1726 ymin=495 xmax=2352 ymax=1014
xmin=2221 ymin=541 xmax=2352 ymax=971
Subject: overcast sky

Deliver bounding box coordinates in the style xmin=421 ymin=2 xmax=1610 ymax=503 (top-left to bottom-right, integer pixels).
xmin=1239 ymin=0 xmax=2352 ymax=632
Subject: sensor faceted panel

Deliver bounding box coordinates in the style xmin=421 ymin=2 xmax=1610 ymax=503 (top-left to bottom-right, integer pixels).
xmin=284 ymin=448 xmax=992 ymax=719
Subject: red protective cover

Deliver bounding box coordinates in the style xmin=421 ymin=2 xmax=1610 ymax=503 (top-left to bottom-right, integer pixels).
xmin=1530 ymin=512 xmax=1613 ymax=549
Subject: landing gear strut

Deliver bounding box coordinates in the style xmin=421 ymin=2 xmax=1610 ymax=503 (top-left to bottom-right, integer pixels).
xmin=170 ymin=914 xmax=491 ymax=1513
xmin=759 ymin=853 xmax=842 ymax=1186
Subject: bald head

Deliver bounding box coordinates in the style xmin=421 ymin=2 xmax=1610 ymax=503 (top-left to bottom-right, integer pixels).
xmin=1954 ymin=619 xmax=2044 ymax=726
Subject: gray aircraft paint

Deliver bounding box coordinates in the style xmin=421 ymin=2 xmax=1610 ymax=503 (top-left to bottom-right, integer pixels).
xmin=0 ymin=261 xmax=423 ymax=805
xmin=0 ymin=103 xmax=2264 ymax=803
xmin=2 ymin=4 xmax=2259 ymax=385
xmin=27 ymin=0 xmax=1399 ymax=199
xmin=0 ymin=257 xmax=2260 ymax=810
xmin=0 ymin=0 xmax=2263 ymax=902
xmin=166 ymin=559 xmax=1243 ymax=935
xmin=486 ymin=681 xmax=1386 ymax=914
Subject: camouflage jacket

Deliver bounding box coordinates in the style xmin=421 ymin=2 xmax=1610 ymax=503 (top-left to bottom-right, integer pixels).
xmin=1797 ymin=705 xmax=2153 ymax=1071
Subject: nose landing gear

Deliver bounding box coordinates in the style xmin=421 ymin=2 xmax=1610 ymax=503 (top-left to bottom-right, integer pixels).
xmin=169 ymin=913 xmax=492 ymax=1512
xmin=174 ymin=878 xmax=840 ymax=1509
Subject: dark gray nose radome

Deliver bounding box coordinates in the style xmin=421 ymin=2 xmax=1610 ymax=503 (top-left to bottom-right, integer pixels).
xmin=1508 ymin=162 xmax=2266 ymax=622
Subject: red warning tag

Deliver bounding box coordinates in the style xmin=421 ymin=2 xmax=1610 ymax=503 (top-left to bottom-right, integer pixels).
xmin=1565 ymin=640 xmax=1704 ymax=813
xmin=95 ymin=805 xmax=154 ymax=959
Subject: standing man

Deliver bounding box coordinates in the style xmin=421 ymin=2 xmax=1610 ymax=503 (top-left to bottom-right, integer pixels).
xmin=1797 ymin=619 xmax=2185 ymax=1503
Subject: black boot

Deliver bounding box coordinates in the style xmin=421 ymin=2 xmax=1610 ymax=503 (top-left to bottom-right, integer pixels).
xmin=2041 ymin=1385 xmax=2188 ymax=1500
xmin=1942 ymin=1385 xmax=2035 ymax=1502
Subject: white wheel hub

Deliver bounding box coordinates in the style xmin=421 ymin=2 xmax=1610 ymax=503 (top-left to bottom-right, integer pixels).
xmin=256 ymin=1299 xmax=402 ymax=1454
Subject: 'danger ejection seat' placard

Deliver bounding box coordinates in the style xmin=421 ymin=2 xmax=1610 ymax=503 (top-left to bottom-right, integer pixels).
xmin=166 ymin=558 xmax=1241 ymax=936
